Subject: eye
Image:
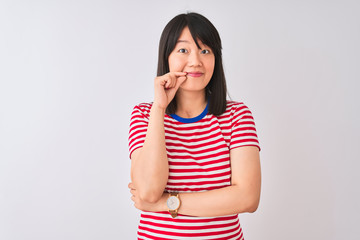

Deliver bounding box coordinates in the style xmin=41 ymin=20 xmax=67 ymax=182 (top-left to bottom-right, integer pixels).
xmin=201 ymin=49 xmax=210 ymax=54
xmin=178 ymin=48 xmax=188 ymax=53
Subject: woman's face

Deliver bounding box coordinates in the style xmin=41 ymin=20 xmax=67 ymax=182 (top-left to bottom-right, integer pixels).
xmin=168 ymin=27 xmax=215 ymax=93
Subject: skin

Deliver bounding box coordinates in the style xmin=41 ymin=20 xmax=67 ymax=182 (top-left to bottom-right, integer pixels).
xmin=169 ymin=26 xmax=215 ymax=117
xmin=129 ymin=26 xmax=261 ymax=217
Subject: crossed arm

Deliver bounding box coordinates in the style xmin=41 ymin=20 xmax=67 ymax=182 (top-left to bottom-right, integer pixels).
xmin=129 ymin=145 xmax=261 ymax=217
xmin=129 ymin=105 xmax=261 ymax=217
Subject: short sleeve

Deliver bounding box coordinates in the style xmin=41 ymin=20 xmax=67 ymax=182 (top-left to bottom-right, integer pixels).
xmin=128 ymin=104 xmax=151 ymax=158
xmin=230 ymin=103 xmax=260 ymax=151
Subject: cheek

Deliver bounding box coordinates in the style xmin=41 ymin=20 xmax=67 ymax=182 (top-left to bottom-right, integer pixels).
xmin=206 ymin=58 xmax=215 ymax=75
xmin=168 ymin=55 xmax=185 ymax=72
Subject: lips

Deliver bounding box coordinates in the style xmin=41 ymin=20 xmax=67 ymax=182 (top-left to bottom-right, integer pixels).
xmin=186 ymin=71 xmax=203 ymax=77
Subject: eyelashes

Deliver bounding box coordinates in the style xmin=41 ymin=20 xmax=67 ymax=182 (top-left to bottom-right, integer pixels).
xmin=201 ymin=49 xmax=210 ymax=54
xmin=178 ymin=48 xmax=211 ymax=54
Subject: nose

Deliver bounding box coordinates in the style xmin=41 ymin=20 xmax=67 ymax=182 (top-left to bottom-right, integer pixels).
xmin=188 ymin=52 xmax=202 ymax=67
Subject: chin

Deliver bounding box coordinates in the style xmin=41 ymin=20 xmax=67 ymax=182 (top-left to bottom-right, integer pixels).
xmin=179 ymin=86 xmax=206 ymax=92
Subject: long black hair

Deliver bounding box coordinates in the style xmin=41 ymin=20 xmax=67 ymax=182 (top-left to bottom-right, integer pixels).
xmin=157 ymin=12 xmax=227 ymax=116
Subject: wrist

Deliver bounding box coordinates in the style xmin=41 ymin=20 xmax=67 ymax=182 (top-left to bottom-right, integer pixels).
xmin=151 ymin=102 xmax=167 ymax=113
xmin=166 ymin=192 xmax=181 ymax=218
xmin=159 ymin=193 xmax=168 ymax=212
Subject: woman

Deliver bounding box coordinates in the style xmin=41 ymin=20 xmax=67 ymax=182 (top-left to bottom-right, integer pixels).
xmin=128 ymin=12 xmax=261 ymax=240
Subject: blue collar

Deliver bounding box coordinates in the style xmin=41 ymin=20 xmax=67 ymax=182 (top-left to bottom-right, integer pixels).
xmin=170 ymin=103 xmax=209 ymax=123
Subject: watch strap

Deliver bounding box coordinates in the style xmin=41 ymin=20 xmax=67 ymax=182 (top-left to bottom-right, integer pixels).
xmin=168 ymin=192 xmax=180 ymax=218
xmin=169 ymin=210 xmax=178 ymax=218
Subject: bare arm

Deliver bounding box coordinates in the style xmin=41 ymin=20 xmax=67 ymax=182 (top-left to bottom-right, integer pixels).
xmin=130 ymin=72 xmax=187 ymax=203
xmin=130 ymin=104 xmax=168 ymax=203
xmin=130 ymin=146 xmax=261 ymax=216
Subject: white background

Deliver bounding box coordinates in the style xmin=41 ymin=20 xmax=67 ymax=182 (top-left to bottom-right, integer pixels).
xmin=1 ymin=0 xmax=359 ymax=239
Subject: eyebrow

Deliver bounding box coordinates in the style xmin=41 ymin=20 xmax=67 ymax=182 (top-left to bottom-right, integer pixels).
xmin=177 ymin=40 xmax=190 ymax=43
xmin=177 ymin=39 xmax=204 ymax=49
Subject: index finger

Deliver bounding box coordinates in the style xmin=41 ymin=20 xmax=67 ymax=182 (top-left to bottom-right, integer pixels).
xmin=168 ymin=72 xmax=187 ymax=77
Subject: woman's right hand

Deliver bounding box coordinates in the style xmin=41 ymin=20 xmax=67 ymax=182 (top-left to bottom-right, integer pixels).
xmin=153 ymin=72 xmax=187 ymax=110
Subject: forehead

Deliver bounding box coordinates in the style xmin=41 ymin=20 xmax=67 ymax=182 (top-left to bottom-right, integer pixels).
xmin=176 ymin=27 xmax=206 ymax=47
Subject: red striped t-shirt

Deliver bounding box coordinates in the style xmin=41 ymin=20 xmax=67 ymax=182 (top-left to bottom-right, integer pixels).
xmin=128 ymin=101 xmax=260 ymax=240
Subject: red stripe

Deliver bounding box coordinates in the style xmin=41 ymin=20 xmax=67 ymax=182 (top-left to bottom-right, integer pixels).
xmin=165 ymin=186 xmax=228 ymax=191
xmin=129 ymin=138 xmax=145 ymax=151
xmin=167 ymin=178 xmax=230 ymax=186
xmin=222 ymin=225 xmax=243 ymax=240
xmin=232 ymin=132 xmax=258 ymax=139
xmin=138 ymin=224 xmax=240 ymax=237
xmin=169 ymin=165 xmax=229 ymax=173
xmin=169 ymin=158 xmax=229 ymax=167
xmin=231 ymin=139 xmax=259 ymax=145
xmin=164 ymin=126 xmax=220 ymax=138
xmin=167 ymin=150 xmax=230 ymax=161
xmin=217 ymin=122 xmax=256 ymax=132
xmin=164 ymin=121 xmax=213 ymax=131
xmin=129 ymin=118 xmax=148 ymax=125
xmin=129 ymin=127 xmax=147 ymax=141
xmin=168 ymin=145 xmax=229 ymax=156
xmin=166 ymin=137 xmax=225 ymax=149
xmin=140 ymin=213 xmax=238 ymax=223
xmin=165 ymin=131 xmax=222 ymax=142
xmin=129 ymin=133 xmax=146 ymax=146
xmin=230 ymin=144 xmax=261 ymax=151
xmin=233 ymin=120 xmax=255 ymax=127
xmin=140 ymin=219 xmax=238 ymax=230
xmin=168 ymin=170 xmax=231 ymax=180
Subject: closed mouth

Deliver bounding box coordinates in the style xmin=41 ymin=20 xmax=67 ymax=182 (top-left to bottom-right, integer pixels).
xmin=186 ymin=72 xmax=203 ymax=77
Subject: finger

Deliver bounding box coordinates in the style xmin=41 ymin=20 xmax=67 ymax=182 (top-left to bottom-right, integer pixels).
xmin=158 ymin=72 xmax=186 ymax=87
xmin=156 ymin=76 xmax=169 ymax=87
xmin=174 ymin=76 xmax=187 ymax=89
xmin=170 ymin=72 xmax=187 ymax=77
xmin=168 ymin=73 xmax=185 ymax=88
xmin=128 ymin=182 xmax=135 ymax=190
xmin=166 ymin=75 xmax=176 ymax=89
xmin=164 ymin=79 xmax=171 ymax=89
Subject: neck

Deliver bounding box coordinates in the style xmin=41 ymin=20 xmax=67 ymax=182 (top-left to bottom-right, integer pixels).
xmin=175 ymin=90 xmax=207 ymax=118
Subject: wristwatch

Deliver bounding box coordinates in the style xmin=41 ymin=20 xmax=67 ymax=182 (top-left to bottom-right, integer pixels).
xmin=166 ymin=192 xmax=181 ymax=218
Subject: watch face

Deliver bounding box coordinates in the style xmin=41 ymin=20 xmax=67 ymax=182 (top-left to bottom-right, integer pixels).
xmin=167 ymin=196 xmax=180 ymax=210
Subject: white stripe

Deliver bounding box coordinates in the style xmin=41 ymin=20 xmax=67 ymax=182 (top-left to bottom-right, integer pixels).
xmin=129 ymin=127 xmax=147 ymax=140
xmin=129 ymin=139 xmax=144 ymax=152
xmin=168 ymin=153 xmax=229 ymax=163
xmin=138 ymin=226 xmax=240 ymax=240
xmin=165 ymin=133 xmax=224 ymax=145
xmin=164 ymin=122 xmax=220 ymax=134
xmin=231 ymin=142 xmax=260 ymax=148
xmin=231 ymin=135 xmax=258 ymax=142
xmin=167 ymin=175 xmax=229 ymax=183
xmin=166 ymin=140 xmax=227 ymax=152
xmin=129 ymin=120 xmax=148 ymax=130
xmin=139 ymin=221 xmax=238 ymax=234
xmin=169 ymin=161 xmax=229 ymax=170
xmin=223 ymin=124 xmax=257 ymax=133
xmin=140 ymin=215 xmax=238 ymax=227
xmin=167 ymin=147 xmax=229 ymax=158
